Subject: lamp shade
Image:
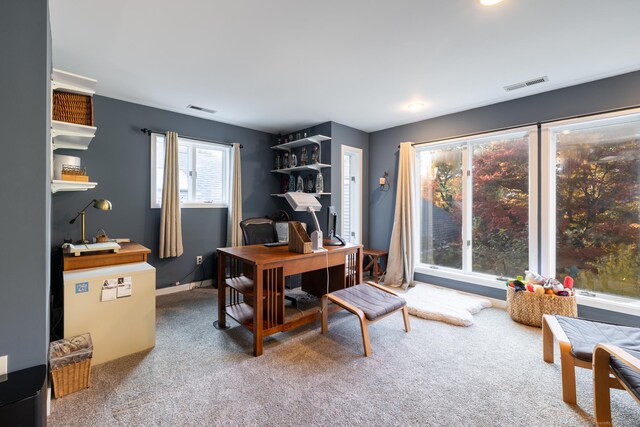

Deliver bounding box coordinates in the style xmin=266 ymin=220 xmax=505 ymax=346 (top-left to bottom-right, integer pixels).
xmin=283 ymin=192 xmax=321 ymax=212
xmin=93 ymin=199 xmax=112 ymax=210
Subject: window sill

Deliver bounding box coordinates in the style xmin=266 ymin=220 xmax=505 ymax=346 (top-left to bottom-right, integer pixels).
xmin=151 ymin=203 xmax=228 ymax=209
xmin=414 ymin=264 xmax=640 ymax=317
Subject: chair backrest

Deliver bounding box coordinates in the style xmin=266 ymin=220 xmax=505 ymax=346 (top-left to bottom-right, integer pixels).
xmin=239 ymin=217 xmax=278 ymax=245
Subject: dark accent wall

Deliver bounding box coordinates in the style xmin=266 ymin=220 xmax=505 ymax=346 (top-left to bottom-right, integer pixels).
xmin=370 ymin=70 xmax=640 ymax=251
xmin=370 ymin=70 xmax=640 ymax=324
xmin=330 ymin=122 xmax=370 ymax=247
xmin=51 ymin=96 xmax=278 ymax=289
xmin=0 ymin=0 xmax=51 ymax=372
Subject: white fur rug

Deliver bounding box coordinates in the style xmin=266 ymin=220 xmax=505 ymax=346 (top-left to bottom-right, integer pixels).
xmin=394 ymin=283 xmax=492 ymax=326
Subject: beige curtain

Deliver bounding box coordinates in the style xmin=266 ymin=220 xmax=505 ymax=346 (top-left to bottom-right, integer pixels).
xmin=383 ymin=142 xmax=416 ymax=289
xmin=227 ymin=143 xmax=243 ymax=246
xmin=159 ymin=131 xmax=184 ymax=258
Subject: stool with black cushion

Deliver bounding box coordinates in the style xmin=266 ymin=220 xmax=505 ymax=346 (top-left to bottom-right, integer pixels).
xmin=593 ymin=344 xmax=640 ymax=425
xmin=542 ymin=314 xmax=640 ymax=406
xmin=321 ymin=281 xmax=410 ymax=356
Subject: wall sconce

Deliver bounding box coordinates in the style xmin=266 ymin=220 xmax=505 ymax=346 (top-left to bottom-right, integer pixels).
xmin=69 ymin=199 xmax=112 ymax=244
xmin=379 ymin=171 xmax=390 ymax=192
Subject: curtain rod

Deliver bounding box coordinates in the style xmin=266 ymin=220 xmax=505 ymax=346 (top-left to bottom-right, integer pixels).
xmin=140 ymin=128 xmax=243 ymax=149
xmin=399 ymin=103 xmax=640 ymax=148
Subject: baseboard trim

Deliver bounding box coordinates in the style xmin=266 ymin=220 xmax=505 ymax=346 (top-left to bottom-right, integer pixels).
xmin=156 ymin=279 xmax=214 ymax=296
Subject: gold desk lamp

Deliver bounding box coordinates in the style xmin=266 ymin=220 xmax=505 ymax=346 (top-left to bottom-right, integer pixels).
xmin=69 ymin=199 xmax=112 ymax=244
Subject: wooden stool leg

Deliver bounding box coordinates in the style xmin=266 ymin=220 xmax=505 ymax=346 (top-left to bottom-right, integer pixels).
xmin=593 ymin=346 xmax=613 ymax=426
xmin=402 ymin=306 xmax=411 ymax=332
xmin=542 ymin=316 xmax=555 ymax=363
xmin=321 ymin=296 xmax=328 ymax=334
xmin=358 ymin=315 xmax=372 ymax=357
xmin=560 ymin=343 xmax=577 ymax=404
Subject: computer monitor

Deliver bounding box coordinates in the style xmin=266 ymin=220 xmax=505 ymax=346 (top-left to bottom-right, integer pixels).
xmin=325 ymin=206 xmax=345 ymax=246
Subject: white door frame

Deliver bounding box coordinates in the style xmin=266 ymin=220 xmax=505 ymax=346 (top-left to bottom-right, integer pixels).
xmin=340 ymin=145 xmax=363 ymax=244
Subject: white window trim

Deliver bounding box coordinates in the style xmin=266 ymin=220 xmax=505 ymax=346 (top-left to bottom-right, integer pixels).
xmin=149 ymin=132 xmax=231 ymax=209
xmin=540 ymin=107 xmax=640 ymax=316
xmin=414 ymin=125 xmax=539 ymax=284
xmin=340 ymin=145 xmax=363 ymax=244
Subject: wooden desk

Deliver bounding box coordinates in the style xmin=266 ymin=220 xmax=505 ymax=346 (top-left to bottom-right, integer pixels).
xmin=63 ymin=242 xmax=151 ymax=271
xmin=217 ymin=243 xmax=362 ymax=356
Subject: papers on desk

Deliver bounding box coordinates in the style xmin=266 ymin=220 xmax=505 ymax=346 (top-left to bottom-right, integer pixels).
xmin=101 ymin=276 xmax=133 ymax=301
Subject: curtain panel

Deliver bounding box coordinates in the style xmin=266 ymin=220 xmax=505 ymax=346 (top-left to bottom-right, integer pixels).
xmin=383 ymin=142 xmax=416 ymax=289
xmin=159 ymin=131 xmax=184 ymax=258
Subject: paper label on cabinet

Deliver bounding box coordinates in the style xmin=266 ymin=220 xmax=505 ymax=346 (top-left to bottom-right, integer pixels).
xmin=117 ymin=276 xmax=132 ymax=298
xmin=101 ymin=279 xmax=117 ymax=302
xmin=75 ymin=282 xmax=89 ymax=294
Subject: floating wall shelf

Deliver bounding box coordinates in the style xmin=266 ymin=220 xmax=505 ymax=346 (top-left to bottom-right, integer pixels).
xmin=51 ymin=180 xmax=98 ymax=194
xmin=51 ymin=120 xmax=97 ymax=150
xmin=270 ymin=135 xmax=331 ymax=151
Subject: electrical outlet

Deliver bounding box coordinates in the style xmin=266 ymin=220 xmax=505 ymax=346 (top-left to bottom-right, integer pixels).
xmin=0 ymin=355 xmax=7 ymax=377
xmin=196 ymin=255 xmax=203 ymax=265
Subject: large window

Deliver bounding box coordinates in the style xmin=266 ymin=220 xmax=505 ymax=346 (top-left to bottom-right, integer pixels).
xmin=150 ymin=133 xmax=230 ymax=208
xmin=542 ymin=111 xmax=640 ymax=300
xmin=417 ymin=127 xmax=537 ymax=282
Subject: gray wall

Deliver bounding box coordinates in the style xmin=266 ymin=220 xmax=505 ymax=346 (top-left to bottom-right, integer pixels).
xmin=51 ymin=96 xmax=278 ymax=289
xmin=330 ymin=122 xmax=370 ymax=247
xmin=369 ymin=70 xmax=640 ymax=325
xmin=370 ymin=70 xmax=640 ymax=252
xmin=0 ymin=0 xmax=51 ymax=372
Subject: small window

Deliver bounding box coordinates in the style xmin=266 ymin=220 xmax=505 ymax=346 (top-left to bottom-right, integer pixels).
xmin=150 ymin=133 xmax=230 ymax=208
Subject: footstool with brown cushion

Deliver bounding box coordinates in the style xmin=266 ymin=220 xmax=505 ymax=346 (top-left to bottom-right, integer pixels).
xmin=321 ymin=281 xmax=410 ymax=356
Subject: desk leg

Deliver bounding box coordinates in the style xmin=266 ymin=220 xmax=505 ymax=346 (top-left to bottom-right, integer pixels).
xmin=253 ymin=265 xmax=264 ymax=356
xmin=357 ymin=248 xmax=363 ymax=284
xmin=215 ymin=252 xmax=227 ymax=329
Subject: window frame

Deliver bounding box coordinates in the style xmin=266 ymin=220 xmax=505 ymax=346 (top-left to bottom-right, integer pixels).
xmin=541 ymin=107 xmax=640 ymax=315
xmin=341 ymin=144 xmax=363 ymax=245
xmin=149 ymin=132 xmax=231 ymax=209
xmin=414 ymin=125 xmax=539 ymax=290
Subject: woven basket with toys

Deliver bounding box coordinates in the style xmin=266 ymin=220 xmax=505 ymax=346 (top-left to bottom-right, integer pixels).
xmin=506 ymin=271 xmax=577 ymax=327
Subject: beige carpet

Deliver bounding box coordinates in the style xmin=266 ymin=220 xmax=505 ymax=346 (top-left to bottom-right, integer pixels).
xmin=398 ymin=283 xmax=492 ymax=326
xmin=48 ymin=287 xmax=639 ymax=426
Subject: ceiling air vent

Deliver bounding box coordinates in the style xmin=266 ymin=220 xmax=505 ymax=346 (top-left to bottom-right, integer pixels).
xmin=187 ymin=104 xmax=217 ymax=114
xmin=503 ymin=76 xmax=549 ymax=92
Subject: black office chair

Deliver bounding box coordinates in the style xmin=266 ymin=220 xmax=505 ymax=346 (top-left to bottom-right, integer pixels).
xmin=239 ymin=217 xmax=279 ymax=245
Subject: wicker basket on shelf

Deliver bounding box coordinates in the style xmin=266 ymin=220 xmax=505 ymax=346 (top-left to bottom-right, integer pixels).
xmin=52 ymin=91 xmax=94 ymax=126
xmin=506 ymin=287 xmax=577 ymax=327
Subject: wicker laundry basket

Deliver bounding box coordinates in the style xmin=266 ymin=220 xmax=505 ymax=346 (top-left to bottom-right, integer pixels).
xmin=49 ymin=333 xmax=93 ymax=398
xmin=507 ymin=287 xmax=577 ymax=327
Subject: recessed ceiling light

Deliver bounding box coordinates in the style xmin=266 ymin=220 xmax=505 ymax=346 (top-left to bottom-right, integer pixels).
xmin=407 ymin=102 xmax=425 ymax=111
xmin=479 ymin=0 xmax=504 ymax=6
xmin=561 ymin=130 xmax=571 ymax=135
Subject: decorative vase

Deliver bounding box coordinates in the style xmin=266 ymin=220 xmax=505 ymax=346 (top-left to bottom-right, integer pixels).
xmin=296 ymin=175 xmax=304 ymax=192
xmin=288 ymin=174 xmax=296 ymax=192
xmin=311 ymin=145 xmax=319 ymax=164
xmin=315 ymin=172 xmax=324 ymax=193
xmin=290 ymin=152 xmax=297 ymax=168
xmin=300 ymin=147 xmax=308 ymax=166
xmin=305 ymin=174 xmax=314 ymax=192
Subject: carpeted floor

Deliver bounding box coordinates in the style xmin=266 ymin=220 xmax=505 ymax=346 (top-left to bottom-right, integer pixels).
xmin=49 ymin=287 xmax=639 ymax=426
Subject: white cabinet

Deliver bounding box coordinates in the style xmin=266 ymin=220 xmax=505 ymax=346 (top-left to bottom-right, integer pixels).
xmin=50 ymin=69 xmax=98 ymax=193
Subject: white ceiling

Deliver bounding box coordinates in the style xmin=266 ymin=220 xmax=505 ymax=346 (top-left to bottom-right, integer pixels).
xmin=51 ymin=0 xmax=640 ymax=134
